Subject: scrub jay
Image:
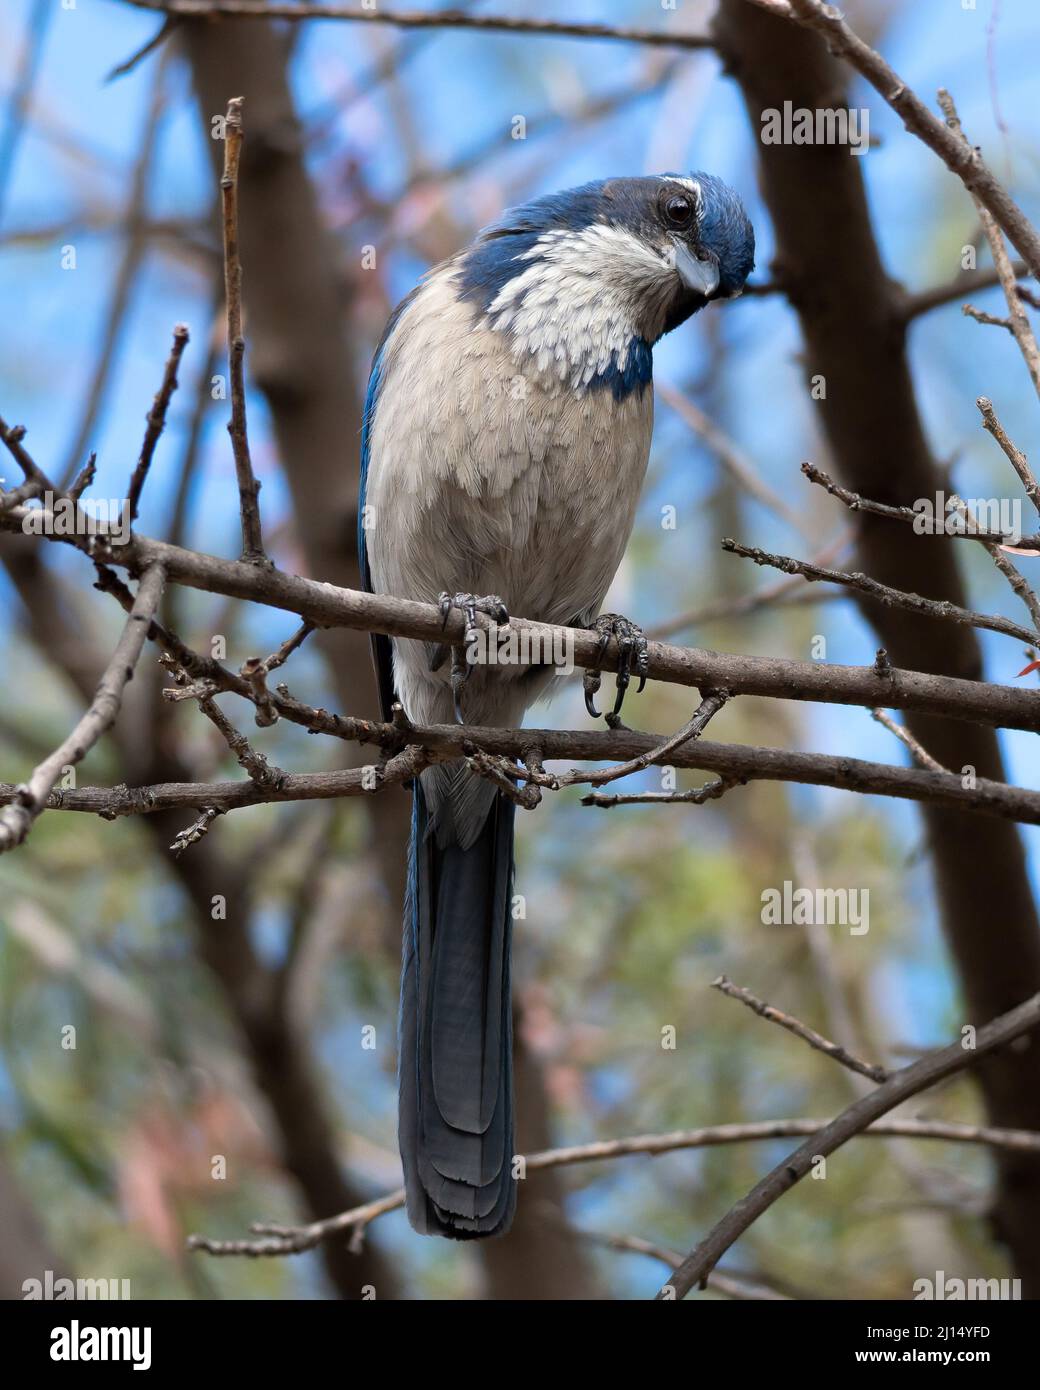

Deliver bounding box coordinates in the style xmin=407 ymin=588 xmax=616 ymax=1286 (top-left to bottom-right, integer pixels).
xmin=359 ymin=174 xmax=754 ymax=1236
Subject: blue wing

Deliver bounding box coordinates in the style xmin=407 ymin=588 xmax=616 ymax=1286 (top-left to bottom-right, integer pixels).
xmin=359 ymin=289 xmax=419 ymax=721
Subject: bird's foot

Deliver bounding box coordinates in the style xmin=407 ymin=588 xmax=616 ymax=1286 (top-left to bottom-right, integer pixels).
xmin=583 ymin=612 xmax=649 ymax=720
xmin=438 ymin=591 xmax=510 ymax=644
xmin=436 ymin=592 xmax=510 ymax=724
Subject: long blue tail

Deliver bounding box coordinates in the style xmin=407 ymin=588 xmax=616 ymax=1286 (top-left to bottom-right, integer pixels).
xmin=398 ymin=780 xmax=517 ymax=1237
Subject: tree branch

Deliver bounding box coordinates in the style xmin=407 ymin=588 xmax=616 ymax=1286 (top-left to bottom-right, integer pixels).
xmin=125 ymin=1 xmax=714 ymax=50
xmin=711 ymin=975 xmax=889 ymax=1084
xmin=219 ymin=96 xmax=267 ymax=565
xmin=186 ymin=1111 xmax=1040 ymax=1259
xmin=0 ymin=563 xmax=164 ymax=852
xmin=723 ymin=537 xmax=1040 ymax=648
xmin=755 ymin=0 xmax=1040 ymax=281
xmin=658 ymin=988 xmax=1040 ymax=1299
xmin=6 ymin=484 xmax=1040 ymax=734
xmin=8 ymin=723 xmax=1040 ymax=826
xmin=126 ymin=323 xmax=189 ymax=523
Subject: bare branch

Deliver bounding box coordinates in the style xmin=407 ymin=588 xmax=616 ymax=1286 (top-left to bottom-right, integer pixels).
xmin=658 ymin=988 xmax=1040 ymax=1299
xmin=125 ymin=1 xmax=715 ymax=50
xmin=7 ymin=478 xmax=1040 ymax=733
xmin=963 ymin=303 xmax=1013 ymax=332
xmin=220 ymin=97 xmax=267 ymax=565
xmin=186 ymin=1111 xmax=1040 ymax=1259
xmin=899 ymin=261 xmax=1031 ymax=322
xmin=9 ymin=722 xmax=1040 ymax=826
xmin=195 ymin=692 xmax=287 ymax=789
xmin=564 ymin=1223 xmax=790 ymax=1300
xmin=583 ymin=775 xmax=736 ymax=810
xmin=170 ymin=805 xmax=223 ymax=857
xmin=105 ymin=17 xmax=179 ymax=83
xmin=0 ymin=564 xmax=164 ymax=853
xmin=724 ymin=537 xmax=1040 ymax=647
xmin=977 ymin=396 xmax=1040 ymax=517
xmin=712 ymin=975 xmax=889 ymax=1084
xmin=753 ymin=0 xmax=1040 ymax=281
xmin=126 ymin=323 xmax=189 ymax=523
xmin=802 ymin=460 xmax=1040 ymax=549
xmin=871 ymin=709 xmax=948 ymax=775
xmin=939 ymin=91 xmax=1040 ymax=400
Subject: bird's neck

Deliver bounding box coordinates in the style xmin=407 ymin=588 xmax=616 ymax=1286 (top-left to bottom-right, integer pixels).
xmin=471 ymin=225 xmax=679 ymax=397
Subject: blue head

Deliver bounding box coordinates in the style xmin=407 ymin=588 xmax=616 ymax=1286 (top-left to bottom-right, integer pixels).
xmin=456 ymin=173 xmax=754 ymax=395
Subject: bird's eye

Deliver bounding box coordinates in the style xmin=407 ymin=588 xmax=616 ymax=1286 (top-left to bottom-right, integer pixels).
xmin=663 ymin=194 xmax=694 ymax=227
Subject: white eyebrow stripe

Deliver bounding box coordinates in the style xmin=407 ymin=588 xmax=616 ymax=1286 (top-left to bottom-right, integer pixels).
xmin=665 ymin=176 xmax=702 ymax=211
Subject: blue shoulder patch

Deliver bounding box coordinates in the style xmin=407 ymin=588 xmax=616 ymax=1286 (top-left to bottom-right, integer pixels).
xmin=455 ymin=229 xmax=543 ymax=316
xmin=457 ymin=179 xmax=611 ymax=314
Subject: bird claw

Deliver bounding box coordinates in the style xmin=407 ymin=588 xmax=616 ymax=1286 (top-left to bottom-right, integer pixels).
xmin=437 ymin=592 xmax=510 ymax=724
xmin=583 ymin=612 xmax=648 ymax=720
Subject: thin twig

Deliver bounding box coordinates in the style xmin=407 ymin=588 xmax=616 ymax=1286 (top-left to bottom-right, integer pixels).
xmin=0 ymin=564 xmax=165 ymax=853
xmin=559 ymin=1219 xmax=791 ymax=1299
xmin=239 ymin=622 xmax=316 ymax=726
xmin=196 ymin=694 xmax=286 ymax=789
xmin=723 ymin=537 xmax=1040 ymax=647
xmin=871 ymin=710 xmax=948 ymax=775
xmin=962 ymin=303 xmax=1012 ymax=331
xmin=976 ymin=396 xmax=1040 ymax=517
xmin=712 ymin=975 xmax=889 ymax=1084
xmin=105 ymin=17 xmax=179 ymax=83
xmin=220 ymin=97 xmax=267 ymax=565
xmin=899 ymin=260 xmax=1030 ymax=322
xmin=939 ymin=90 xmax=1040 ymax=400
xmin=647 ymin=580 xmax=846 ymax=641
xmin=126 ymin=324 xmax=190 ymax=523
xmin=170 ymin=806 xmax=223 ymax=857
xmin=801 ymin=460 xmax=1039 ymax=548
xmin=562 ymin=689 xmax=729 ymax=790
xmin=583 ymin=775 xmax=737 ymax=809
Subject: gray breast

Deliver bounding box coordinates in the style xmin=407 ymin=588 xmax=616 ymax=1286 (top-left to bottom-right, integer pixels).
xmin=364 ymin=265 xmax=653 ymax=737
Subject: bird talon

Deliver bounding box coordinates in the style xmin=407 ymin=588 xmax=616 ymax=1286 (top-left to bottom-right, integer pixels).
xmin=583 ymin=612 xmax=648 ymax=723
xmin=583 ymin=668 xmax=602 ymax=719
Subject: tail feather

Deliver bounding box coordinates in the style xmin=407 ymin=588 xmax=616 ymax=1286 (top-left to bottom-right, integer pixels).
xmin=399 ymin=779 xmax=517 ymax=1238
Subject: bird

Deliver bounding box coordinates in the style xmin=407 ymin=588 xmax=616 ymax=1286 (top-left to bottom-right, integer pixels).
xmin=358 ymin=173 xmax=754 ymax=1238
